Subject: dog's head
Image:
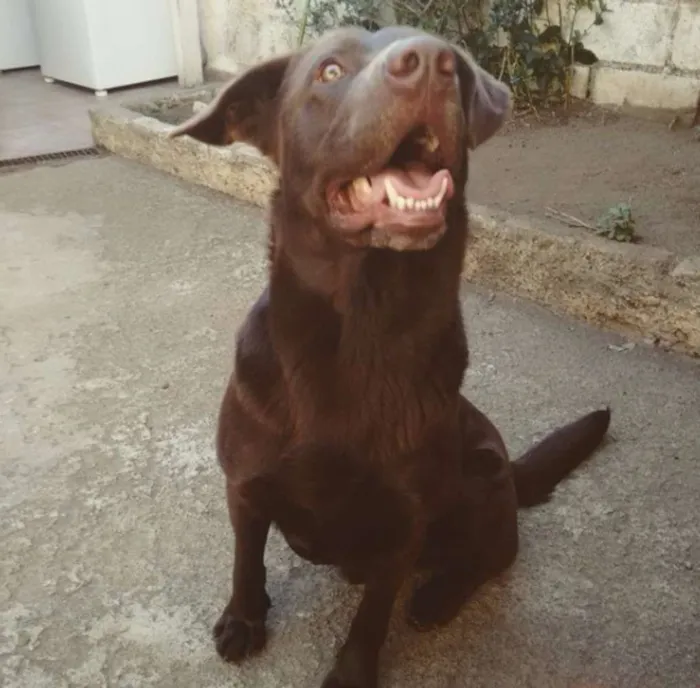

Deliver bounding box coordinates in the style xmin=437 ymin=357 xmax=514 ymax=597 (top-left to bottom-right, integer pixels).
xmin=171 ymin=26 xmax=510 ymax=251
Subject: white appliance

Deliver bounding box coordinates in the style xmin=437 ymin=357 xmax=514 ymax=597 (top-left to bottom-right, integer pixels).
xmin=0 ymin=0 xmax=40 ymax=70
xmin=32 ymin=0 xmax=178 ymax=95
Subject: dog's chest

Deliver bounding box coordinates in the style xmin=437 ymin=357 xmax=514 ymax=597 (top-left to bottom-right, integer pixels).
xmin=268 ymin=450 xmax=416 ymax=570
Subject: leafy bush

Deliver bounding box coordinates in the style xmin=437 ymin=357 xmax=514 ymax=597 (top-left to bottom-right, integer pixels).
xmin=276 ymin=0 xmax=610 ymax=110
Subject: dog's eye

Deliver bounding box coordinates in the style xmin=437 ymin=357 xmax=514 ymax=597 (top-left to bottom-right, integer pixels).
xmin=319 ymin=61 xmax=344 ymax=83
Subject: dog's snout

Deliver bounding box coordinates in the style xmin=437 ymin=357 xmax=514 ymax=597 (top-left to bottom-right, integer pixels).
xmin=385 ymin=38 xmax=456 ymax=90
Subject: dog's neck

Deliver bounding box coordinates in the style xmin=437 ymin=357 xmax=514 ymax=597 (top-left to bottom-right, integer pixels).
xmin=263 ymin=190 xmax=470 ymax=449
xmin=268 ymin=190 xmax=469 ymax=323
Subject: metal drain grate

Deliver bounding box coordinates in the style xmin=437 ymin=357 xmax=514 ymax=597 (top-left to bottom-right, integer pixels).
xmin=0 ymin=147 xmax=102 ymax=170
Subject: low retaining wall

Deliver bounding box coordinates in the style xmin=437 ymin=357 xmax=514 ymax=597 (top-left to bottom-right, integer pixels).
xmin=89 ymin=97 xmax=700 ymax=357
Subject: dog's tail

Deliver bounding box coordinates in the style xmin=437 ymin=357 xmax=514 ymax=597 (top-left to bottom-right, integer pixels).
xmin=511 ymin=408 xmax=611 ymax=508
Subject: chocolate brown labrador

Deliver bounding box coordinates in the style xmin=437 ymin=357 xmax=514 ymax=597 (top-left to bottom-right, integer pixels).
xmin=170 ymin=25 xmax=611 ymax=688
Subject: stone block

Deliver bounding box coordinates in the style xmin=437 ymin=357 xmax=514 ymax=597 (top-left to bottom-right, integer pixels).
xmin=199 ymin=0 xmax=298 ymax=73
xmin=672 ymin=256 xmax=700 ymax=282
xmin=466 ymin=206 xmax=700 ymax=355
xmin=671 ymin=2 xmax=700 ymax=71
xmin=590 ymin=66 xmax=700 ymax=109
xmin=570 ymin=64 xmax=591 ymax=100
xmin=89 ymin=104 xmax=276 ymax=208
xmin=570 ymin=0 xmax=675 ymax=68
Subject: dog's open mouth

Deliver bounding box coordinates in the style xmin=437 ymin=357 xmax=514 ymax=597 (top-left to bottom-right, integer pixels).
xmin=326 ymin=125 xmax=456 ymax=248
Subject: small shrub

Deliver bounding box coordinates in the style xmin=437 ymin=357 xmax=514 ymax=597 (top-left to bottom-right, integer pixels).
xmin=596 ymin=202 xmax=638 ymax=243
xmin=276 ymin=0 xmax=610 ymax=110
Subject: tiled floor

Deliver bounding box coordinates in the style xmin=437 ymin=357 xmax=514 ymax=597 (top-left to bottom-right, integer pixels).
xmin=0 ymin=68 xmax=179 ymax=161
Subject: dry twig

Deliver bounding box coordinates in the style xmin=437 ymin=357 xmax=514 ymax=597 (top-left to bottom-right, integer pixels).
xmin=544 ymin=206 xmax=597 ymax=231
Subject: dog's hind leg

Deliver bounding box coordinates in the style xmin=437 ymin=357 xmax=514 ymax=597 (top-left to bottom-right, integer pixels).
xmin=407 ymin=480 xmax=519 ymax=630
xmin=408 ymin=399 xmax=519 ymax=631
xmin=213 ymin=481 xmax=272 ymax=663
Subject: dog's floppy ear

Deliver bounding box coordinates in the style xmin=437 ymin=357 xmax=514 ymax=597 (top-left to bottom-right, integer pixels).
xmin=454 ymin=47 xmax=511 ymax=149
xmin=168 ymin=54 xmax=293 ymax=160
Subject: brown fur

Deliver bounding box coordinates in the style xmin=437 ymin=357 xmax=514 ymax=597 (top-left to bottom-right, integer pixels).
xmin=171 ymin=26 xmax=611 ymax=688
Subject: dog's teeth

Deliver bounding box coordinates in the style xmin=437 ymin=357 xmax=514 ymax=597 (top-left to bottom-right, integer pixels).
xmin=385 ymin=178 xmax=449 ymax=212
xmin=417 ymin=132 xmax=440 ymax=153
xmin=425 ymin=133 xmax=440 ymax=152
xmin=385 ymin=179 xmax=399 ymax=208
xmin=434 ymin=177 xmax=449 ymax=206
xmin=352 ymin=177 xmax=372 ymax=197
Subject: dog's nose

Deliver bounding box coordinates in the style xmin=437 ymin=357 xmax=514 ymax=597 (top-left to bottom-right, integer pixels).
xmin=385 ymin=38 xmax=456 ymax=90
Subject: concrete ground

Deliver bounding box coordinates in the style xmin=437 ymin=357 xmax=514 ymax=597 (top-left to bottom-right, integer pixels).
xmin=0 ymin=68 xmax=188 ymax=162
xmin=1 ymin=157 xmax=698 ymax=688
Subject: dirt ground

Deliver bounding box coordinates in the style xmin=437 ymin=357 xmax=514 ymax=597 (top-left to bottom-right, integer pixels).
xmin=470 ymin=104 xmax=700 ymax=257
xmin=146 ymin=97 xmax=700 ymax=257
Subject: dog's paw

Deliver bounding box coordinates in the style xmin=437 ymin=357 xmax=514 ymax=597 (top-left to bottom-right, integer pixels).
xmin=213 ymin=594 xmax=271 ymax=663
xmin=407 ymin=573 xmax=471 ymax=631
xmin=321 ymin=668 xmax=377 ymax=688
xmin=321 ymin=677 xmax=376 ymax=688
xmin=320 ymin=645 xmax=377 ymax=688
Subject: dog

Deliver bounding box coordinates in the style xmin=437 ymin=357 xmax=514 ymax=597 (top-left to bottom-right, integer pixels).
xmin=170 ymin=25 xmax=611 ymax=688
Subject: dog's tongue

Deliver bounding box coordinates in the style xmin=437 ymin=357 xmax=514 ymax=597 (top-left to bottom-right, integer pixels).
xmin=372 ymin=163 xmax=447 ymax=200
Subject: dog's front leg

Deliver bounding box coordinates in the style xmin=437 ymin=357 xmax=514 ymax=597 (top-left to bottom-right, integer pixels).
xmin=214 ymin=481 xmax=271 ymax=664
xmin=322 ymin=571 xmax=404 ymax=688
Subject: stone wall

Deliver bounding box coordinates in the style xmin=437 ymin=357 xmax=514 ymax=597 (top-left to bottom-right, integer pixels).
xmin=197 ymin=0 xmax=700 ymax=109
xmin=197 ymin=0 xmax=301 ymax=74
xmin=564 ymin=0 xmax=700 ymax=109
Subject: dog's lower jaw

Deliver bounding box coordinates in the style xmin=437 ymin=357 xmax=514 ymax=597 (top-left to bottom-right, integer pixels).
xmin=329 ymin=220 xmax=447 ymax=251
xmin=369 ymin=223 xmax=446 ymax=251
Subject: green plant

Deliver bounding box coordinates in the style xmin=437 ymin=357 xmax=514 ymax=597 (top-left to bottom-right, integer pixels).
xmin=596 ymin=202 xmax=638 ymax=243
xmin=283 ymin=0 xmax=383 ymax=42
xmin=276 ymin=0 xmax=610 ymax=110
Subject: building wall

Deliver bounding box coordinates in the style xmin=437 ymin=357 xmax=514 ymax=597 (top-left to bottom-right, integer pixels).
xmin=197 ymin=0 xmax=700 ymax=109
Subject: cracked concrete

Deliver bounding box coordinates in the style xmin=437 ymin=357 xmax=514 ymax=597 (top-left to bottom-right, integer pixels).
xmin=0 ymin=157 xmax=698 ymax=688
